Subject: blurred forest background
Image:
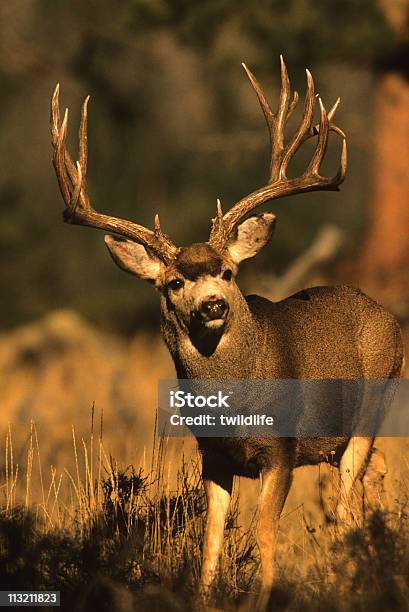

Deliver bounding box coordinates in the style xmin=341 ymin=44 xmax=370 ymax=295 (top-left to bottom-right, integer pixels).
xmin=1 ymin=0 xmax=409 ymax=490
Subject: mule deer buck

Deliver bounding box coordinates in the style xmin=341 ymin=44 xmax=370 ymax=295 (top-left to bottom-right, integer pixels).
xmin=50 ymin=57 xmax=403 ymax=606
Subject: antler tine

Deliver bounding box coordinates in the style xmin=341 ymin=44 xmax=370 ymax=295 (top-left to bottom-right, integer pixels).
xmin=51 ymin=85 xmax=83 ymax=210
xmin=79 ymin=96 xmax=89 ymax=189
xmin=328 ymin=97 xmax=340 ymax=123
xmin=51 ymin=84 xmax=60 ymax=143
xmin=50 ymin=85 xmax=178 ymax=263
xmin=287 ymin=90 xmax=299 ymax=120
xmin=271 ymin=55 xmax=291 ymax=181
xmin=241 ymin=63 xmax=275 ymax=132
xmin=52 ymin=98 xmax=70 ymax=205
xmin=309 ymin=97 xmax=346 ymax=139
xmin=242 ymin=56 xmax=291 ymax=182
xmin=333 ymin=136 xmax=347 ymax=186
xmin=280 ymin=69 xmax=315 ymax=178
xmin=208 ymin=58 xmax=347 ymax=253
xmin=71 ymin=161 xmax=83 ymax=214
xmin=305 ymin=97 xmax=329 ymax=177
xmin=308 ymin=97 xmax=347 ymax=185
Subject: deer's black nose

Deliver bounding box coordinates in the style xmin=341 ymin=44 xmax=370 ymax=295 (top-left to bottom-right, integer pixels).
xmin=200 ymin=299 xmax=229 ymax=321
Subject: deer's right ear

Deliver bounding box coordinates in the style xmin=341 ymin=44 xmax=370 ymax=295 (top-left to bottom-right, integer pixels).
xmin=104 ymin=235 xmax=164 ymax=283
xmin=227 ymin=213 xmax=276 ymax=264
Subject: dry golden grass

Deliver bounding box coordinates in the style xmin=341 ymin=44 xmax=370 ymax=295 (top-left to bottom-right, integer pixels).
xmin=2 ymin=417 xmax=409 ymax=611
xmin=1 ymin=309 xmax=409 ymax=610
xmin=0 ymin=418 xmax=258 ymax=607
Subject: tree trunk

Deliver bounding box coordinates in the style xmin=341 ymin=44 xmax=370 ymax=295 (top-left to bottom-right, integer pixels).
xmin=359 ymin=70 xmax=409 ymax=303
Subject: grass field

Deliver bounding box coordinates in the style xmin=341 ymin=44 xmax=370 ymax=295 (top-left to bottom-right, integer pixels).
xmin=2 ymin=418 xmax=409 ymax=611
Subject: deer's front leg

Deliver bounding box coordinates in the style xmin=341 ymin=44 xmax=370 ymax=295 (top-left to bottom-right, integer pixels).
xmin=200 ymin=456 xmax=233 ymax=597
xmin=257 ymin=461 xmax=292 ymax=608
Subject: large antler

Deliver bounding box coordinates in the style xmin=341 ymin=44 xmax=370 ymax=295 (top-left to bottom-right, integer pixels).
xmin=208 ymin=56 xmax=347 ymax=253
xmin=50 ymin=85 xmax=178 ymax=263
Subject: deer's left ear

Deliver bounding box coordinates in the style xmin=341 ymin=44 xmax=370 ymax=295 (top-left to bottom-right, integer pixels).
xmin=227 ymin=213 xmax=276 ymax=264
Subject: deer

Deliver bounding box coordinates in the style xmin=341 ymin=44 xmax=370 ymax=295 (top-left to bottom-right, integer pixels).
xmin=50 ymin=57 xmax=403 ymax=608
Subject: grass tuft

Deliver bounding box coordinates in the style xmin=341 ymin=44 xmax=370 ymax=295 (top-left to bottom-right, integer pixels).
xmin=2 ymin=423 xmax=409 ymax=610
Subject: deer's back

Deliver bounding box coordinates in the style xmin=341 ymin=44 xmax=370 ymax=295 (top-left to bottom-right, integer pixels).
xmin=247 ymin=285 xmax=403 ymax=380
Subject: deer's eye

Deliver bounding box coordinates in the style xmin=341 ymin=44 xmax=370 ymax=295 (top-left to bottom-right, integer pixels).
xmin=222 ymin=269 xmax=233 ymax=281
xmin=168 ymin=278 xmax=184 ymax=291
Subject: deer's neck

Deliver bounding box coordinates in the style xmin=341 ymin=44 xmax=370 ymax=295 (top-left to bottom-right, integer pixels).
xmin=161 ymin=295 xmax=257 ymax=379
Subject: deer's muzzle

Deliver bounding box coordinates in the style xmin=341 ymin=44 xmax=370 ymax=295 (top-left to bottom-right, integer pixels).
xmin=196 ymin=299 xmax=229 ymax=325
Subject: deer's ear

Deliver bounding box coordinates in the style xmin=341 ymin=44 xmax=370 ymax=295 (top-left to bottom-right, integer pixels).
xmin=227 ymin=213 xmax=276 ymax=264
xmin=104 ymin=235 xmax=164 ymax=283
